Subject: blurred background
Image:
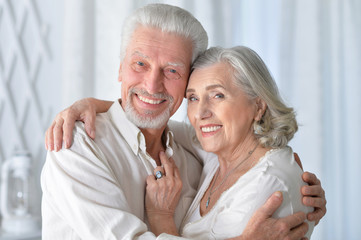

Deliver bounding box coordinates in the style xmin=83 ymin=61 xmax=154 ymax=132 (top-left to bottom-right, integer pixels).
xmin=0 ymin=0 xmax=360 ymax=239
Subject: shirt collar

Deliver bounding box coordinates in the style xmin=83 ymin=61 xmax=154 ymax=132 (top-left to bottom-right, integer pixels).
xmin=108 ymin=99 xmax=175 ymax=157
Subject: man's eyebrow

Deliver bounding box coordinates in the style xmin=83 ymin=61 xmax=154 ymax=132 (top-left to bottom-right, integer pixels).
xmin=131 ymin=51 xmax=184 ymax=68
xmin=167 ymin=62 xmax=185 ymax=68
xmin=131 ymin=51 xmax=149 ymax=59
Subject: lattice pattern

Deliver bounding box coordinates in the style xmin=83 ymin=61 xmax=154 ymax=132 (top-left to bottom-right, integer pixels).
xmin=0 ymin=0 xmax=53 ymax=168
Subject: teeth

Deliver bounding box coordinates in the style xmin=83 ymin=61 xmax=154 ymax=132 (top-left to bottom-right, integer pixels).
xmin=201 ymin=126 xmax=221 ymax=133
xmin=138 ymin=95 xmax=163 ymax=104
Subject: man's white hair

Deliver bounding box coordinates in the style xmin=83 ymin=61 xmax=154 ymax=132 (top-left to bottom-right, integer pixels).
xmin=120 ymin=3 xmax=208 ymax=64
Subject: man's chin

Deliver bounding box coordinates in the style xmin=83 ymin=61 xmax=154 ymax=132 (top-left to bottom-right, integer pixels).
xmin=125 ymin=107 xmax=170 ymax=129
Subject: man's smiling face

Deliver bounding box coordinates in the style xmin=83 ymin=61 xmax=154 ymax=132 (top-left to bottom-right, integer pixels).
xmin=118 ymin=26 xmax=193 ymax=129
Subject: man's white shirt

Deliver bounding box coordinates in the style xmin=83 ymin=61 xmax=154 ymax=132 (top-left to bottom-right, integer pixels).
xmin=41 ymin=100 xmax=204 ymax=239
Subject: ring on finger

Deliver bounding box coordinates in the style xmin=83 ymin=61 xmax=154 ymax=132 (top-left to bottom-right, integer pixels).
xmin=155 ymin=170 xmax=163 ymax=179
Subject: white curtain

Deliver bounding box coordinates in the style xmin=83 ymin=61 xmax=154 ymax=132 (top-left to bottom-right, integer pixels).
xmin=62 ymin=0 xmax=361 ymax=239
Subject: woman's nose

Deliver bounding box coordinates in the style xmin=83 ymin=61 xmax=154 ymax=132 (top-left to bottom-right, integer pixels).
xmin=195 ymin=100 xmax=212 ymax=120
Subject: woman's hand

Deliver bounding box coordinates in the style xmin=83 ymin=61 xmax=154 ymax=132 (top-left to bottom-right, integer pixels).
xmin=145 ymin=151 xmax=182 ymax=236
xmin=45 ymin=98 xmax=113 ymax=151
xmin=301 ymin=171 xmax=327 ymax=225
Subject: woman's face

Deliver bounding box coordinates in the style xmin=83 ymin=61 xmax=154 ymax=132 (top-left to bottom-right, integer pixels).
xmin=186 ymin=62 xmax=260 ymax=154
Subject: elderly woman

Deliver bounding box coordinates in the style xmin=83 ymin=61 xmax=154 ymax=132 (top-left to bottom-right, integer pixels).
xmin=144 ymin=46 xmax=314 ymax=239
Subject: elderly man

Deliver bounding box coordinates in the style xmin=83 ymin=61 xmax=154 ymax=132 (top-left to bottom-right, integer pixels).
xmin=42 ymin=3 xmax=326 ymax=239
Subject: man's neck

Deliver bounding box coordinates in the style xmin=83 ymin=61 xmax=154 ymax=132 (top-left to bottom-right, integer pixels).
xmin=140 ymin=127 xmax=166 ymax=166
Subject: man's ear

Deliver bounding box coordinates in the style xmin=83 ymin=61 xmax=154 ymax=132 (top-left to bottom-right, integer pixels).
xmin=118 ymin=63 xmax=123 ymax=82
xmin=255 ymin=97 xmax=267 ymax=121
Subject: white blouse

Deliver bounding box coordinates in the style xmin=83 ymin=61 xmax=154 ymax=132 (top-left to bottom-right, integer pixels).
xmin=179 ymin=147 xmax=314 ymax=239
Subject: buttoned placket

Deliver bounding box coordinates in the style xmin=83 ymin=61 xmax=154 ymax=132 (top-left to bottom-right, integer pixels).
xmin=136 ymin=130 xmax=175 ymax=176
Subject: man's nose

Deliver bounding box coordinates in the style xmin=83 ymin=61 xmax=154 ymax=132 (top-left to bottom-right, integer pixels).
xmin=144 ymin=69 xmax=164 ymax=94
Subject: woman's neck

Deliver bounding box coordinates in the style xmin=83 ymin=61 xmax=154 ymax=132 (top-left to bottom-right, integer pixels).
xmin=216 ymin=135 xmax=260 ymax=174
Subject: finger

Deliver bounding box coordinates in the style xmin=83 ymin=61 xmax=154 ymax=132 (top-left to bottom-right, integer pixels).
xmin=174 ymin=165 xmax=181 ymax=180
xmin=146 ymin=175 xmax=155 ymax=185
xmin=160 ymin=152 xmax=174 ymax=177
xmin=145 ymin=175 xmax=158 ymax=200
xmin=301 ymin=185 xmax=324 ymax=197
xmin=302 ymin=196 xmax=326 ymax=208
xmin=154 ymin=166 xmax=164 ymax=179
xmin=173 ymin=167 xmax=182 ymax=191
xmin=307 ymin=208 xmax=325 ymax=223
xmin=53 ymin=118 xmax=64 ymax=152
xmin=302 ymin=171 xmax=320 ymax=185
xmin=294 ymin=152 xmax=303 ymax=170
xmin=257 ymin=191 xmax=283 ymax=218
xmin=84 ymin=111 xmax=96 ymax=139
xmin=288 ymin=222 xmax=309 ymax=240
xmin=63 ymin=119 xmax=75 ymax=149
xmin=281 ymin=211 xmax=306 ymax=229
xmin=45 ymin=123 xmax=55 ymax=151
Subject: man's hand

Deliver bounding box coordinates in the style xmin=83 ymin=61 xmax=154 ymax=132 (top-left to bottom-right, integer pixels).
xmin=301 ymin=172 xmax=326 ymax=225
xmin=294 ymin=153 xmax=326 ymax=225
xmin=45 ymin=98 xmax=112 ymax=151
xmin=237 ymin=192 xmax=309 ymax=240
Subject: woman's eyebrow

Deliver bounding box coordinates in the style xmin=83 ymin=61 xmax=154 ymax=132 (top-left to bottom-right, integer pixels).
xmin=205 ymin=84 xmax=225 ymax=91
xmin=186 ymin=84 xmax=225 ymax=93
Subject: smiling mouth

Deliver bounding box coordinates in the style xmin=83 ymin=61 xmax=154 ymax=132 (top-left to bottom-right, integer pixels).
xmin=137 ymin=95 xmax=166 ymax=105
xmin=201 ymin=126 xmax=222 ymax=133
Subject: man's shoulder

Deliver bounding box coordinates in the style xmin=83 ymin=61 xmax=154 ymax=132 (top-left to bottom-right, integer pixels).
xmin=73 ymin=112 xmax=112 ymax=139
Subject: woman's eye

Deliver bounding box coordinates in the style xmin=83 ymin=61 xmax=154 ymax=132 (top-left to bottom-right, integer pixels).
xmin=187 ymin=95 xmax=198 ymax=102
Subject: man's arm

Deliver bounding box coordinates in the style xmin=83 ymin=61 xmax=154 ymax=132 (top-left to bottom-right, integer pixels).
xmin=150 ymin=192 xmax=309 ymax=240
xmin=232 ymin=192 xmax=309 ymax=240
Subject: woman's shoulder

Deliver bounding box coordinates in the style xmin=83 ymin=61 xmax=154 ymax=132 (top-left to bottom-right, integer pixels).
xmin=260 ymin=146 xmax=300 ymax=173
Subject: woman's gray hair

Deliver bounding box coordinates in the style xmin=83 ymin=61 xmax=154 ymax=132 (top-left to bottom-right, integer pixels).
xmin=192 ymin=46 xmax=298 ymax=148
xmin=120 ymin=3 xmax=208 ymax=64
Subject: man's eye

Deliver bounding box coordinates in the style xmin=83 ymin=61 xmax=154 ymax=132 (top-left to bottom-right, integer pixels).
xmin=215 ymin=93 xmax=224 ymax=99
xmin=136 ymin=61 xmax=145 ymax=66
xmin=164 ymin=68 xmax=181 ymax=80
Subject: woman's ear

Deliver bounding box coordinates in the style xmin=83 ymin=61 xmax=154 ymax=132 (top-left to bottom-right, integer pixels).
xmin=255 ymin=97 xmax=267 ymax=121
xmin=118 ymin=63 xmax=123 ymax=82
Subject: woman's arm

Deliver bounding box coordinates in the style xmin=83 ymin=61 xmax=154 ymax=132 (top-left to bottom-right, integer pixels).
xmin=45 ymin=98 xmax=113 ymax=151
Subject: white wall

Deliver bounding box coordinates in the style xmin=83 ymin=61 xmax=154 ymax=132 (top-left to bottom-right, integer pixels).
xmin=1 ymin=0 xmax=360 ymax=239
xmin=0 ymin=0 xmax=63 ymax=231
